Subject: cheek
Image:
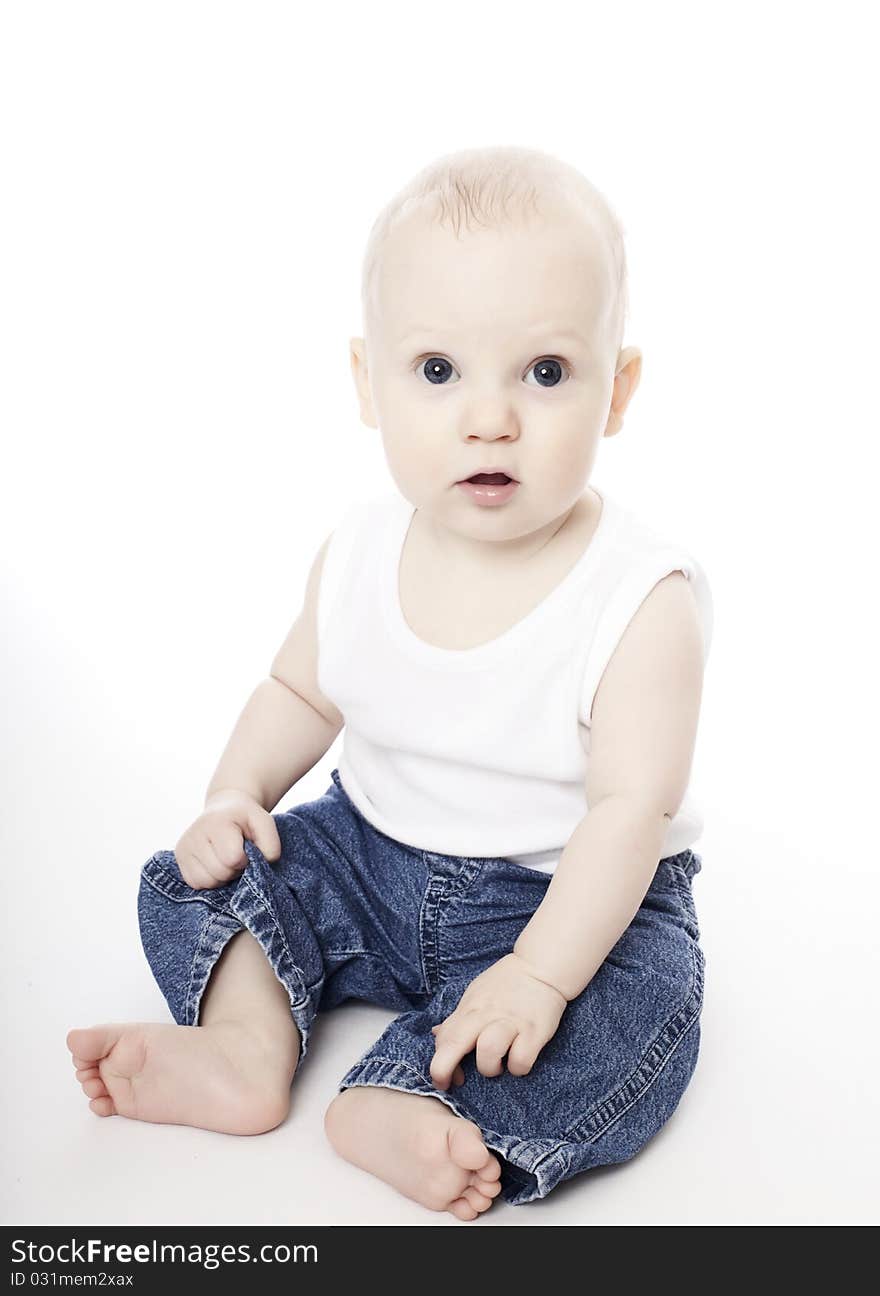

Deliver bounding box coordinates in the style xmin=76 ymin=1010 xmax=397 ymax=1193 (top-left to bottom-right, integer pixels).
xmin=540 ymin=425 xmax=593 ymax=478
xmin=380 ymin=423 xmax=447 ymax=481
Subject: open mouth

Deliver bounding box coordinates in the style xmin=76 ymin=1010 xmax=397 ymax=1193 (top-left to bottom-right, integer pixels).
xmin=462 ymin=472 xmax=515 ymax=485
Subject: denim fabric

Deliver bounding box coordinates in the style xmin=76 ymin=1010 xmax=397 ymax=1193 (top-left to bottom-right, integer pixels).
xmin=137 ymin=767 xmax=705 ymax=1206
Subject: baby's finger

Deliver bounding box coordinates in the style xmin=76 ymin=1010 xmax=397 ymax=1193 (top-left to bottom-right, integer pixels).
xmin=430 ymin=1020 xmax=481 ymax=1090
xmin=178 ymin=852 xmax=219 ymax=891
xmin=506 ymin=1029 xmax=544 ymax=1077
xmin=202 ymin=832 xmax=248 ymax=882
xmin=430 ymin=1022 xmax=465 ymax=1078
xmin=475 ymin=1019 xmax=519 ymax=1078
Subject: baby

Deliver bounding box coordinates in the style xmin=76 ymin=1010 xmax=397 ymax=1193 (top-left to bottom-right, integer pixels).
xmin=67 ymin=145 xmax=712 ymax=1219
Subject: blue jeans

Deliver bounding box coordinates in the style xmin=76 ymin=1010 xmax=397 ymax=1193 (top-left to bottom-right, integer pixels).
xmin=137 ymin=767 xmax=705 ymax=1206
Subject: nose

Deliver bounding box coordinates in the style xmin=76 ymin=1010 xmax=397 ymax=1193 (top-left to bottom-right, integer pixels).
xmin=460 ymin=401 xmax=520 ymax=443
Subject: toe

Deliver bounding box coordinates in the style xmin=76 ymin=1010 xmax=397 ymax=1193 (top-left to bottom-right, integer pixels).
xmin=447 ymin=1120 xmax=490 ymax=1173
xmin=75 ymin=1067 xmax=100 ymax=1082
xmin=470 ymin=1172 xmax=501 ymax=1197
xmin=89 ymin=1096 xmax=116 ymax=1117
xmin=82 ymin=1077 xmax=108 ymax=1100
xmin=461 ymin=1185 xmax=494 ymax=1213
xmin=475 ymin=1155 xmax=502 ymax=1183
xmin=67 ymin=1025 xmax=123 ymax=1065
xmin=67 ymin=1028 xmax=98 ymax=1059
xmin=449 ymin=1197 xmax=479 ymax=1221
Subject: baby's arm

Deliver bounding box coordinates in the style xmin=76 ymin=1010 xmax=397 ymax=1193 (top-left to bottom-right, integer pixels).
xmin=204 ymin=531 xmax=345 ymax=814
xmin=513 ymin=570 xmax=704 ymax=1000
xmin=429 ymin=569 xmax=706 ymax=1090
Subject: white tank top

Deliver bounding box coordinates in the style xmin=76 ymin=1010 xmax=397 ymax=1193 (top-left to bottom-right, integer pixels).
xmin=317 ymin=485 xmax=713 ymax=874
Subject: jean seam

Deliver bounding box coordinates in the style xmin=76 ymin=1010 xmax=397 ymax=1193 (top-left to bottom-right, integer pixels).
xmin=562 ymin=938 xmax=705 ymax=1145
xmin=184 ymin=910 xmax=242 ymax=1026
xmin=226 ymin=867 xmax=324 ymax=1063
xmin=667 ymin=862 xmax=701 ymax=939
xmin=418 ymin=856 xmax=486 ymax=995
xmin=326 ymin=948 xmax=385 ymax=959
xmin=448 ymin=857 xmax=487 ymax=897
xmin=669 ymin=859 xmax=692 ymax=890
xmin=418 ymin=876 xmax=445 ymax=995
xmin=236 ymin=865 xmax=317 ymax=1006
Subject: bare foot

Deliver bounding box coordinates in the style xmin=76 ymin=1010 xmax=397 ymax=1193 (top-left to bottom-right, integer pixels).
xmin=66 ymin=1019 xmax=299 ymax=1135
xmin=324 ymin=1086 xmax=503 ymax=1220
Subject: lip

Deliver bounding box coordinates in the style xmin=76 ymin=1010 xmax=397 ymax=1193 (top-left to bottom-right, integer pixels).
xmin=455 ymin=466 xmax=519 ymax=484
xmin=456 ymin=479 xmax=520 ymax=506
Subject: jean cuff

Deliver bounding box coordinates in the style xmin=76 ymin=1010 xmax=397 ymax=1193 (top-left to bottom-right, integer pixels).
xmin=143 ymin=845 xmax=322 ymax=1063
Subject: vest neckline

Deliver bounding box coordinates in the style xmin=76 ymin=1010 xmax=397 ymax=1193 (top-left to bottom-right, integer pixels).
xmin=381 ymin=486 xmax=618 ymax=669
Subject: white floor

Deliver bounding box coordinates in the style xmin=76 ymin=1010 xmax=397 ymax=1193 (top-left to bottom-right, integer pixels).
xmin=3 ymin=773 xmax=877 ymax=1227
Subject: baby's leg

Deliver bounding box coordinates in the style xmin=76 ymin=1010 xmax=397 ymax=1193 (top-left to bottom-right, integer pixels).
xmin=67 ymin=928 xmax=300 ymax=1135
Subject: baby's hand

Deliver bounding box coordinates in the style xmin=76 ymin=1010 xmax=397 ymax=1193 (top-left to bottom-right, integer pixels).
xmin=174 ymin=790 xmax=281 ymax=890
xmin=429 ymin=953 xmax=568 ymax=1091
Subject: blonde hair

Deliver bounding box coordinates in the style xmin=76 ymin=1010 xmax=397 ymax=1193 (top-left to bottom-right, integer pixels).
xmin=360 ymin=145 xmax=628 ymax=355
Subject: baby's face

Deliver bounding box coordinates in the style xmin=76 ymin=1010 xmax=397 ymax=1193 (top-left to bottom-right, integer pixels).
xmin=351 ymin=203 xmax=640 ymax=542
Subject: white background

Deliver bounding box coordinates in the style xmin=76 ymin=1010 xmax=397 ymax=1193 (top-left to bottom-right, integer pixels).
xmin=2 ymin=0 xmax=877 ymax=1226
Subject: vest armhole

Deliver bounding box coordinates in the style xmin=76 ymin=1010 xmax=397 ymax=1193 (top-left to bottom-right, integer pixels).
xmin=578 ymin=548 xmax=714 ymax=727
xmin=316 ymin=493 xmax=384 ymax=650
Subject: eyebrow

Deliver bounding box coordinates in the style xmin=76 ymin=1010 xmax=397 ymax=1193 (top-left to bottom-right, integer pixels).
xmin=400 ymin=326 xmax=589 ymax=345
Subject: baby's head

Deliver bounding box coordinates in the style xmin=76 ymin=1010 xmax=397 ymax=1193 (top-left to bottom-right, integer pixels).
xmin=350 ymin=146 xmax=641 ymax=541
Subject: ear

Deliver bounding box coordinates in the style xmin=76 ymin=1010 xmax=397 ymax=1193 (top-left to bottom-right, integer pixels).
xmin=603 ymin=346 xmax=642 ymax=438
xmin=349 ymin=337 xmax=379 ymax=429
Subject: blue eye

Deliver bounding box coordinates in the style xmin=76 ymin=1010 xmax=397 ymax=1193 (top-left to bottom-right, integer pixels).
xmin=415 ymin=354 xmax=571 ymax=386
xmin=524 ymin=358 xmax=569 ymax=388
xmin=418 ymin=356 xmax=460 ymax=385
